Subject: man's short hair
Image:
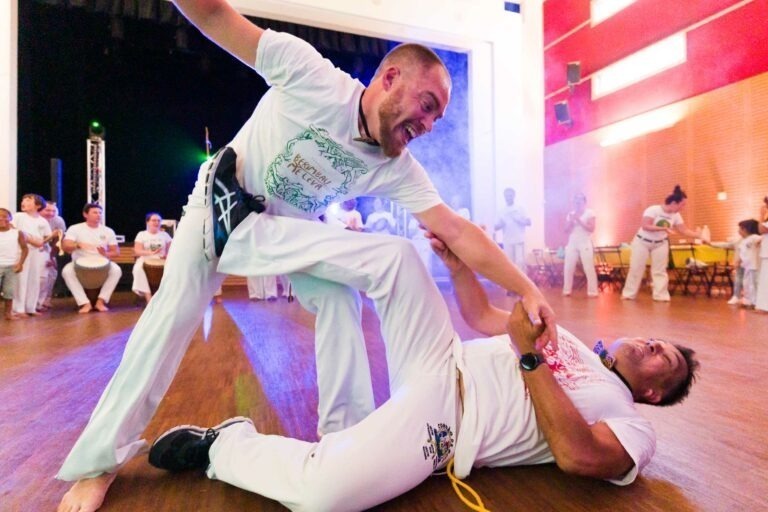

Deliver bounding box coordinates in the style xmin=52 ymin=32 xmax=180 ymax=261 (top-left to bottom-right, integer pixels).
xmin=658 ymin=345 xmax=700 ymax=406
xmin=374 ymin=43 xmax=448 ymax=80
xmin=82 ymin=203 xmax=103 ymax=214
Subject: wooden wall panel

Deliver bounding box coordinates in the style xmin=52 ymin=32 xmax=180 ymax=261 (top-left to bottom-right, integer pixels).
xmin=543 ymin=71 xmax=768 ymax=248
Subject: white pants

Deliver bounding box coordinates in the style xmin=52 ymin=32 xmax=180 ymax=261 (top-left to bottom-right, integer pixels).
xmin=622 ymin=237 xmax=670 ymax=301
xmin=57 ymin=161 xmax=419 ymax=481
xmin=562 ymin=242 xmax=598 ymax=296
xmin=61 ymin=261 xmax=122 ymax=307
xmin=742 ymin=268 xmax=758 ymax=306
xmin=504 ymin=242 xmax=526 ymax=271
xmin=246 ymin=275 xmax=278 ymax=299
xmin=131 ymin=257 xmax=152 ymax=296
xmin=37 ymin=253 xmax=57 ymax=307
xmin=209 ymin=215 xmax=458 ymax=512
xmin=13 ymin=247 xmax=43 ymax=314
xmin=289 ymin=274 xmax=374 ymax=436
xmin=756 ymin=260 xmax=768 ymax=311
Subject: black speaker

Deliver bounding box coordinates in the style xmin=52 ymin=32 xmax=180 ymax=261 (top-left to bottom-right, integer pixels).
xmin=567 ymin=61 xmax=581 ymax=86
xmin=554 ymin=101 xmax=572 ymax=126
xmin=50 ymin=158 xmax=63 ymax=212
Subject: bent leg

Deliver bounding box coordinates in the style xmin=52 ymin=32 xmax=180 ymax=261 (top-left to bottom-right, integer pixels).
xmin=220 ymin=216 xmax=456 ymax=391
xmin=289 ymin=272 xmax=374 ymax=435
xmin=208 ymin=368 xmax=457 ymax=512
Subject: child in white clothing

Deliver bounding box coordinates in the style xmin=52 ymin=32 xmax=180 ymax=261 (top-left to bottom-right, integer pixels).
xmin=0 ymin=208 xmax=29 ymax=320
xmin=734 ymin=219 xmax=761 ymax=307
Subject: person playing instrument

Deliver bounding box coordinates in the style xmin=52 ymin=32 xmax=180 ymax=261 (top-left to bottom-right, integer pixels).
xmin=132 ymin=212 xmax=172 ymax=303
xmin=0 ymin=208 xmax=29 ymax=320
xmin=61 ymin=203 xmax=122 ymax=313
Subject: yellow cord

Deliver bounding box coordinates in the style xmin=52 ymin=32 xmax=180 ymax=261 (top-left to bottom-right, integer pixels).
xmin=446 ymin=459 xmax=491 ymax=512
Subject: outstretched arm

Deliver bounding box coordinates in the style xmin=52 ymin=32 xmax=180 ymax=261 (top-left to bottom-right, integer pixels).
xmin=416 ymin=203 xmax=556 ymax=349
xmin=174 ymin=0 xmax=264 ymax=67
xmin=427 ymin=231 xmax=508 ymax=336
xmin=506 ymin=302 xmax=634 ymax=479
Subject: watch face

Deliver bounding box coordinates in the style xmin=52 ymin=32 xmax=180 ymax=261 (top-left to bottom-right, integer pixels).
xmin=520 ymin=353 xmax=542 ymax=371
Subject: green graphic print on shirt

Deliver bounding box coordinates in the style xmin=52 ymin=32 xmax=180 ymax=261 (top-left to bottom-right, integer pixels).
xmin=265 ymin=125 xmax=370 ymax=213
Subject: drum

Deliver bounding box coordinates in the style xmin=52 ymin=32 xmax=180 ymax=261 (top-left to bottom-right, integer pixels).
xmin=74 ymin=255 xmax=110 ymax=305
xmin=143 ymin=257 xmax=166 ymax=294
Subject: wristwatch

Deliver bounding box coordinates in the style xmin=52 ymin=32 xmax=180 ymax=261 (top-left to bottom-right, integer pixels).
xmin=519 ymin=352 xmax=545 ymax=372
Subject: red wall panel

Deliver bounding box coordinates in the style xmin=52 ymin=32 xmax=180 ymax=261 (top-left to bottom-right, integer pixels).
xmin=545 ymin=0 xmax=768 ymax=145
xmin=543 ymin=0 xmax=589 ymax=46
xmin=545 ymin=0 xmax=744 ymax=94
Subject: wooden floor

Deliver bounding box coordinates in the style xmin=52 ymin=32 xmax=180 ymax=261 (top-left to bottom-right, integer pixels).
xmin=1 ymin=283 xmax=767 ymax=512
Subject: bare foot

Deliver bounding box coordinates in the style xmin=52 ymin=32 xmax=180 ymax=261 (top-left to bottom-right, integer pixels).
xmin=5 ymin=313 xmax=19 ymax=320
xmin=94 ymin=300 xmax=109 ymax=312
xmin=57 ymin=473 xmax=117 ymax=512
xmin=78 ymin=304 xmax=93 ymax=314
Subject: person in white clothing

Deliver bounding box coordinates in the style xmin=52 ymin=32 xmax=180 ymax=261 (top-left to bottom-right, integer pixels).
xmin=132 ymin=212 xmax=173 ymax=303
xmin=324 ymin=198 xmax=363 ymax=231
xmin=756 ymin=198 xmax=768 ymax=312
xmin=37 ymin=201 xmax=66 ymax=311
xmin=61 ymin=203 xmax=122 ymax=314
xmin=0 ymin=208 xmax=29 ymax=320
xmin=622 ymin=185 xmax=706 ymax=302
xmin=12 ymin=194 xmax=52 ymax=316
xmin=732 ymin=219 xmax=761 ymax=307
xmin=56 ymin=3 xmax=556 ymax=510
xmin=364 ymin=197 xmax=397 ymax=234
xmin=147 ymin=215 xmax=700 ymax=512
xmin=495 ymin=187 xmax=531 ymax=271
xmin=562 ymin=193 xmax=598 ymax=297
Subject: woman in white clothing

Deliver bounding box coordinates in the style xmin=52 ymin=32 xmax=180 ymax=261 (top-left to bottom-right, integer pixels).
xmin=622 ymin=185 xmax=705 ymax=302
xmin=132 ymin=213 xmax=172 ymax=303
xmin=562 ymin=193 xmax=598 ymax=297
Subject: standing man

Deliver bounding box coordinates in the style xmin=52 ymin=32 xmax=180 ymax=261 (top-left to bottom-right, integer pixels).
xmin=38 ymin=200 xmax=67 ymax=311
xmin=57 ymin=2 xmax=555 ymax=510
xmin=61 ymin=203 xmax=122 ymax=313
xmin=495 ymin=187 xmax=531 ymax=271
xmin=562 ymin=193 xmax=598 ymax=297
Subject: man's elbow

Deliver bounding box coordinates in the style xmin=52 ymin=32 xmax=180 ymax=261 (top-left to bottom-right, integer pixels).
xmin=555 ymin=451 xmax=631 ymax=480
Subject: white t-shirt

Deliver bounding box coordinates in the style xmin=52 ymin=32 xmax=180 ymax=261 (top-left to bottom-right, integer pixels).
xmin=64 ymin=223 xmax=118 ymax=262
xmin=454 ymin=327 xmax=655 ymax=486
xmin=739 ymin=234 xmax=761 ymax=270
xmin=567 ymin=208 xmax=595 ymax=247
xmin=134 ymin=230 xmax=172 ymax=258
xmin=365 ymin=210 xmax=397 ymax=233
xmin=0 ymin=229 xmax=21 ymax=266
xmin=638 ymin=205 xmax=683 ymax=242
xmin=227 ymin=30 xmax=443 ymax=220
xmin=497 ymin=205 xmax=529 ymax=246
xmin=13 ymin=212 xmax=52 ymax=247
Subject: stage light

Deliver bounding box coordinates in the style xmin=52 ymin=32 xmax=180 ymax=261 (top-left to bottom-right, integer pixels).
xmin=89 ymin=120 xmax=105 ymax=139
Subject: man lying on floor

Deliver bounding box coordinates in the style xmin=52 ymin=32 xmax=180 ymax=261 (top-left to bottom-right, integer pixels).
xmin=148 ymin=214 xmax=699 ymax=512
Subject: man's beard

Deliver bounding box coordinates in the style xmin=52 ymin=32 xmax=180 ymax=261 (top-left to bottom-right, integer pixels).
xmin=377 ymin=87 xmax=406 ymax=158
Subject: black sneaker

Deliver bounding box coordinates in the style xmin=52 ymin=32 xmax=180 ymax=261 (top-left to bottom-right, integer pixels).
xmin=148 ymin=416 xmax=253 ymax=472
xmin=203 ymin=147 xmax=266 ymax=261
